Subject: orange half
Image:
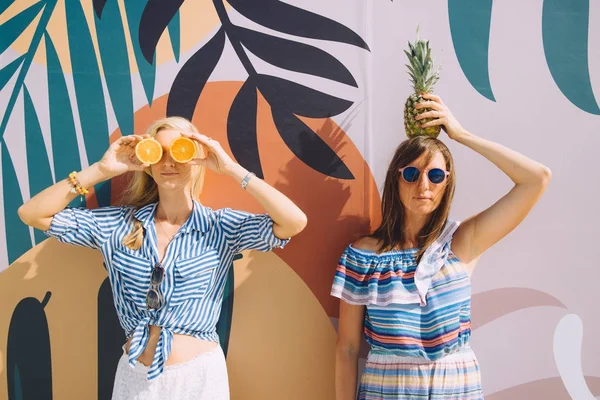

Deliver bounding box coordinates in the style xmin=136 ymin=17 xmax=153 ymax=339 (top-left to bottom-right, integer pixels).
xmin=170 ymin=136 xmax=204 ymax=163
xmin=135 ymin=138 xmax=163 ymax=165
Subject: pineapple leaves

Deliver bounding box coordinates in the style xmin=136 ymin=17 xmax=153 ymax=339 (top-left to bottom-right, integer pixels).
xmin=404 ymin=36 xmax=439 ymax=93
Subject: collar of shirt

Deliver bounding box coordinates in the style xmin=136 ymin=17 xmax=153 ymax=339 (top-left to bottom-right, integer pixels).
xmin=133 ymin=200 xmax=216 ymax=234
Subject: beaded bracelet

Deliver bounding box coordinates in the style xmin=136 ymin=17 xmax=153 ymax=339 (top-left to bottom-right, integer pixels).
xmin=68 ymin=171 xmax=89 ymax=198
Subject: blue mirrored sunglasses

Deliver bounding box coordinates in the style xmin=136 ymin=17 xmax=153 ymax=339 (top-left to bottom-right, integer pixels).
xmin=398 ymin=166 xmax=449 ymax=184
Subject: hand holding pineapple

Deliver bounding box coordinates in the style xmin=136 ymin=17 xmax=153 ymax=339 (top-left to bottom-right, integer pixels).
xmin=415 ymin=93 xmax=467 ymax=141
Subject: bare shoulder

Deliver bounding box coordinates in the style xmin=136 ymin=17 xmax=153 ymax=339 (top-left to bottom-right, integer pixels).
xmin=351 ymin=236 xmax=380 ymax=251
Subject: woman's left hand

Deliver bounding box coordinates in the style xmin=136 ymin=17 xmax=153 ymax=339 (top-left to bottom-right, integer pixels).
xmin=180 ymin=132 xmax=237 ymax=174
xmin=415 ymin=93 xmax=466 ymax=140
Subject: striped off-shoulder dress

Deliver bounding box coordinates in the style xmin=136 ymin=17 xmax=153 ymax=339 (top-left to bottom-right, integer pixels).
xmin=331 ymin=221 xmax=484 ymax=399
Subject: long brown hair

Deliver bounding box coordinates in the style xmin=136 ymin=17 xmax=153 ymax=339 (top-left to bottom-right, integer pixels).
xmin=371 ymin=136 xmax=455 ymax=259
xmin=121 ymin=117 xmax=205 ymax=250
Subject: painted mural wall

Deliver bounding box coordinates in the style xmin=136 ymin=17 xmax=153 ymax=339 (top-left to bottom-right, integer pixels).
xmin=0 ymin=0 xmax=598 ymax=399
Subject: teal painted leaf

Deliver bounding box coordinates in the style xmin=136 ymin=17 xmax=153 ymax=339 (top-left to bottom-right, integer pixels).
xmin=0 ymin=0 xmax=57 ymax=142
xmin=216 ymin=253 xmax=241 ymax=357
xmin=95 ymin=0 xmax=134 ymax=135
xmin=0 ymin=0 xmax=15 ymax=16
xmin=167 ymin=10 xmax=180 ymax=62
xmin=0 ymin=55 xmax=24 ymax=91
xmin=1 ymin=140 xmax=32 ymax=263
xmin=542 ymin=0 xmax=599 ymax=114
xmin=0 ymin=1 xmax=44 ymax=55
xmin=23 ymin=86 xmax=53 ymax=244
xmin=65 ymin=0 xmax=110 ymax=206
xmin=448 ymin=0 xmax=495 ymax=101
xmin=124 ymin=0 xmax=156 ymax=106
xmin=45 ymin=33 xmax=84 ymax=208
xmin=13 ymin=364 xmax=23 ymax=400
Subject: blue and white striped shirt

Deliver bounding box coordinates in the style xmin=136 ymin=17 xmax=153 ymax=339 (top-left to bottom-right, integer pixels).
xmin=45 ymin=200 xmax=289 ymax=379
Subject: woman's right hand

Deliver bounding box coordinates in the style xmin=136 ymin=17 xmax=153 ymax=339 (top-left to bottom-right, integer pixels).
xmin=97 ymin=135 xmax=150 ymax=178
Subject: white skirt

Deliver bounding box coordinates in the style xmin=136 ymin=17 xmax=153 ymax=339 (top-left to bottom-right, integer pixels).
xmin=111 ymin=346 xmax=230 ymax=400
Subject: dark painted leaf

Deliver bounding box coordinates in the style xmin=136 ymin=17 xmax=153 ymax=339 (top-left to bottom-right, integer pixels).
xmin=256 ymin=74 xmax=353 ymax=118
xmin=95 ymin=0 xmax=134 ymax=135
xmin=272 ymin=107 xmax=353 ymax=179
xmin=45 ymin=32 xmax=83 ymax=204
xmin=124 ymin=0 xmax=156 ymax=105
xmin=65 ymin=0 xmax=110 ymax=206
xmin=227 ymin=0 xmax=369 ymax=51
xmin=139 ymin=0 xmax=184 ymax=63
xmin=7 ymin=293 xmax=52 ymax=400
xmin=1 ymin=140 xmax=31 ymax=263
xmin=23 ymin=86 xmax=54 ymax=244
xmin=93 ymin=0 xmax=107 ymax=18
xmin=168 ymin=10 xmax=180 ymax=62
xmin=0 ymin=0 xmax=57 ymax=141
xmin=0 ymin=1 xmax=44 ymax=55
xmin=167 ymin=28 xmax=225 ymax=120
xmin=543 ymin=0 xmax=599 ymax=114
xmin=227 ymin=79 xmax=263 ymax=178
xmin=237 ymin=27 xmax=357 ymax=87
xmin=448 ymin=0 xmax=495 ymax=101
xmin=0 ymin=55 xmax=24 ymax=91
xmin=98 ymin=278 xmax=125 ymax=400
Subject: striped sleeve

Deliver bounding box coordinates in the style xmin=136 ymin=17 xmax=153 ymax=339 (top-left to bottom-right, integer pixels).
xmin=219 ymin=209 xmax=290 ymax=253
xmin=330 ymin=246 xmax=370 ymax=305
xmin=44 ymin=206 xmax=127 ymax=250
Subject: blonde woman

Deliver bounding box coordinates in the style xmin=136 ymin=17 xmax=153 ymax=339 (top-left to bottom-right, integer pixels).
xmin=18 ymin=117 xmax=307 ymax=399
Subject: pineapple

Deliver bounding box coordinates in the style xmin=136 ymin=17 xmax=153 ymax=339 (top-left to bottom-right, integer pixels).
xmin=403 ymin=32 xmax=441 ymax=138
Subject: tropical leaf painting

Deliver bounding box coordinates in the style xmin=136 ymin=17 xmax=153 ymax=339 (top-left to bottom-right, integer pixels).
xmin=0 ymin=0 xmax=181 ymax=264
xmin=448 ymin=0 xmax=600 ymax=113
xmin=167 ymin=0 xmax=368 ymax=179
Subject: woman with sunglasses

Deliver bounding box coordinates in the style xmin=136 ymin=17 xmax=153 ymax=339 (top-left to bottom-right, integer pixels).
xmin=332 ymin=94 xmax=551 ymax=400
xmin=18 ymin=116 xmax=307 ymax=399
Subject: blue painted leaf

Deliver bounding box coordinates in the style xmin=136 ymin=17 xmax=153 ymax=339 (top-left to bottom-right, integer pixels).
xmin=65 ymin=0 xmax=110 ymax=206
xmin=448 ymin=0 xmax=495 ymax=101
xmin=227 ymin=0 xmax=369 ymax=51
xmin=139 ymin=0 xmax=184 ymax=63
xmin=256 ymin=74 xmax=353 ymax=118
xmin=0 ymin=0 xmax=57 ymax=141
xmin=271 ymin=107 xmax=353 ymax=179
xmin=0 ymin=1 xmax=44 ymax=55
xmin=227 ymin=79 xmax=263 ymax=178
xmin=95 ymin=0 xmax=134 ymax=135
xmin=167 ymin=27 xmax=225 ymax=120
xmin=0 ymin=55 xmax=24 ymax=91
xmin=124 ymin=0 xmax=156 ymax=106
xmin=216 ymin=255 xmax=240 ymax=357
xmin=23 ymin=86 xmax=53 ymax=244
xmin=0 ymin=0 xmax=15 ymax=15
xmin=167 ymin=10 xmax=180 ymax=63
xmin=237 ymin=27 xmax=357 ymax=87
xmin=44 ymin=33 xmax=84 ymax=208
xmin=1 ymin=140 xmax=31 ymax=263
xmin=542 ymin=0 xmax=599 ymax=114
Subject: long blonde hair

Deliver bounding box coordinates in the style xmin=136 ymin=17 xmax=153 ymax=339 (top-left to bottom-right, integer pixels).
xmin=121 ymin=117 xmax=205 ymax=249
